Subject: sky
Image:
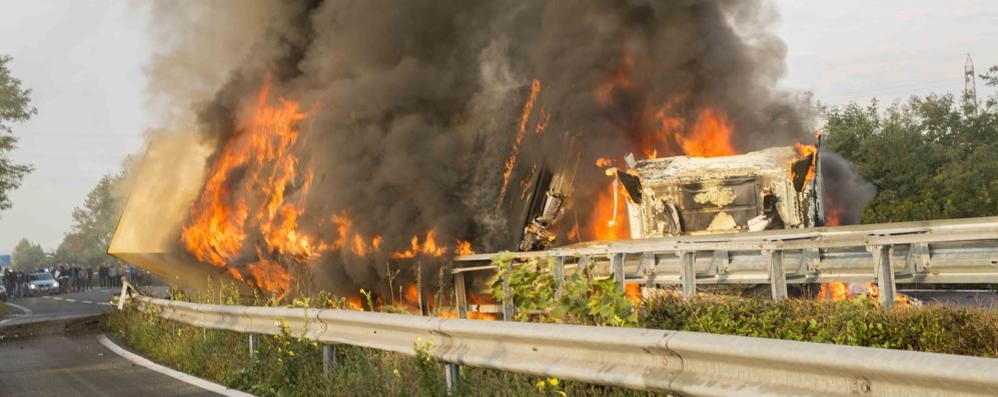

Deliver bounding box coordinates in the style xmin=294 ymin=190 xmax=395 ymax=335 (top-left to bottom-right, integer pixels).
xmin=0 ymin=1 xmax=996 ymax=253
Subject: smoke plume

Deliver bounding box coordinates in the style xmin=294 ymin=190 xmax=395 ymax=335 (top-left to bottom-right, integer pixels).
xmin=129 ymin=0 xmax=864 ymax=296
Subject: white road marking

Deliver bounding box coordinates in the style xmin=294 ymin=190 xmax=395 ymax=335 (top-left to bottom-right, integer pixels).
xmin=81 ymin=300 xmax=93 ymax=304
xmin=97 ymin=335 xmax=256 ymax=397
xmin=0 ymin=302 xmax=33 ymax=326
xmin=5 ymin=302 xmax=32 ymax=315
xmin=65 ymin=299 xmax=77 ymax=302
xmin=52 ymin=297 xmax=63 ymax=301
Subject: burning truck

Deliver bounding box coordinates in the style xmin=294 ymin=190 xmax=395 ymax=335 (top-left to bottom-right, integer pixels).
xmin=517 ymin=142 xmax=824 ymax=252
xmin=107 ymin=1 xmax=875 ymax=307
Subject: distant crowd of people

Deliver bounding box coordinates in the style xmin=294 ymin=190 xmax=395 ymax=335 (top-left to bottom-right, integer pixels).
xmin=2 ymin=264 xmax=152 ymax=299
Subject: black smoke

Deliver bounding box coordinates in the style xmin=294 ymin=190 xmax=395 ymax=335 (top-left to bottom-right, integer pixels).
xmin=820 ymin=152 xmax=876 ymax=225
xmin=147 ymin=0 xmax=844 ymax=296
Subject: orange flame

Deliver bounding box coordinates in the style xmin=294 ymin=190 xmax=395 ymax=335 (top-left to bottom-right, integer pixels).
xmin=817 ymin=282 xmax=848 ymax=301
xmin=595 ymin=157 xmax=614 ymax=167
xmin=624 ymin=283 xmax=641 ymax=304
xmin=181 ymin=77 xmax=317 ymax=294
xmin=590 ymin=182 xmax=630 ymax=240
xmin=455 ymin=240 xmax=475 ymax=256
xmin=437 ymin=312 xmax=498 ymax=321
xmin=499 ymin=79 xmax=541 ymax=204
xmin=390 ymin=230 xmax=447 ymax=259
xmin=790 ymin=142 xmax=818 ymax=188
xmin=666 ymin=107 xmax=737 ymax=158
xmin=247 ymin=258 xmax=291 ymax=296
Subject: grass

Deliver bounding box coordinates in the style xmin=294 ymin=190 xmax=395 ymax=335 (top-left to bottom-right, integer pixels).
xmin=0 ymin=303 xmax=10 ymax=319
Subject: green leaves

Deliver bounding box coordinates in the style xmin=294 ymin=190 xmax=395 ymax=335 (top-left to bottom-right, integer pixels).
xmin=642 ymin=294 xmax=997 ymax=358
xmin=0 ymin=55 xmax=35 ymax=213
xmin=824 ymin=84 xmax=998 ymax=223
xmin=11 ymin=237 xmax=44 ymax=270
xmin=490 ymin=253 xmax=638 ymax=327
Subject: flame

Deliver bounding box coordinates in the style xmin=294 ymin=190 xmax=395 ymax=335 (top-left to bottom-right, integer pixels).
xmin=790 ymin=142 xmax=818 ymax=188
xmin=455 ymin=240 xmax=475 ymax=256
xmin=437 ymin=312 xmax=498 ymax=321
xmin=590 ymin=182 xmax=630 ymax=240
xmin=247 ymin=259 xmax=291 ymax=296
xmin=346 ymin=296 xmax=364 ymax=311
xmin=595 ymin=54 xmax=634 ymax=105
xmin=666 ymin=107 xmax=736 ymax=158
xmin=180 ymin=77 xmax=318 ymax=294
xmin=817 ymin=282 xmax=848 ymax=301
xmin=403 ymin=283 xmax=420 ymax=304
xmin=534 ymin=108 xmax=550 ymax=134
xmin=624 ymin=283 xmax=641 ymax=304
xmin=330 ymin=212 xmax=382 ymax=257
xmin=390 ymin=230 xmax=447 ymax=259
xmin=595 ymin=157 xmax=614 ymax=167
xmin=499 ymin=79 xmax=542 ymax=204
xmin=566 ymin=223 xmax=580 ymax=241
xmin=825 ymin=207 xmax=842 ymax=227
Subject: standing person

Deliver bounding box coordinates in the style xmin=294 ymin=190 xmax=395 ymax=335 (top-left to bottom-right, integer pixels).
xmin=3 ymin=269 xmax=12 ymax=296
xmin=98 ymin=266 xmax=107 ymax=288
xmin=86 ymin=267 xmax=93 ymax=290
xmin=77 ymin=267 xmax=84 ymax=291
xmin=108 ymin=266 xmax=118 ymax=288
xmin=14 ymin=270 xmax=25 ymax=298
xmin=69 ymin=266 xmax=75 ymax=292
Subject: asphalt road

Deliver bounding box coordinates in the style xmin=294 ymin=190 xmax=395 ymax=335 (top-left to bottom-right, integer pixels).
xmin=1 ymin=288 xmax=221 ymax=397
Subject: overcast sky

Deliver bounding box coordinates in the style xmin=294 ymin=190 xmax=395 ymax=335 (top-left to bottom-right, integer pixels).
xmin=0 ymin=1 xmax=996 ymax=253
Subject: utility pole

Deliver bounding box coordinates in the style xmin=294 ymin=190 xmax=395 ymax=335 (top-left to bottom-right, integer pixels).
xmin=964 ymin=54 xmax=978 ymax=111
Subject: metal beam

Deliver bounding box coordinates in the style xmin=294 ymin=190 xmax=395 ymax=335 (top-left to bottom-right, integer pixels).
xmin=135 ymin=295 xmax=998 ymax=397
xmin=768 ymin=250 xmax=787 ymax=302
xmin=680 ymin=252 xmax=696 ymax=299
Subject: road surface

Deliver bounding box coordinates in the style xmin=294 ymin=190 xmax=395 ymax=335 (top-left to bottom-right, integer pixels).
xmin=1 ymin=288 xmax=221 ymax=397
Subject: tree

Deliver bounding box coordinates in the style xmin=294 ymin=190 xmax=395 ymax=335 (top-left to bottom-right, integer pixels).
xmin=823 ymin=65 xmax=998 ymax=223
xmin=11 ymin=238 xmax=45 ymax=270
xmin=0 ymin=55 xmax=36 ymax=213
xmin=55 ymin=172 xmax=128 ymax=267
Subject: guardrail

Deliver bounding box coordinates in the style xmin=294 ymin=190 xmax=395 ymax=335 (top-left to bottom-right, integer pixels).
xmin=118 ymin=284 xmax=998 ymax=397
xmin=453 ymin=216 xmax=998 ymax=310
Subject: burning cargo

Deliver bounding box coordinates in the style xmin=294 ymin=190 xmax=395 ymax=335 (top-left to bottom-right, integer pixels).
xmin=625 ymin=145 xmax=823 ymax=238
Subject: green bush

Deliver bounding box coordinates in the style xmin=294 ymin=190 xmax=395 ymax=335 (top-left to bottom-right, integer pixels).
xmin=641 ymin=293 xmax=997 ymax=357
xmin=491 ymin=252 xmax=638 ymax=326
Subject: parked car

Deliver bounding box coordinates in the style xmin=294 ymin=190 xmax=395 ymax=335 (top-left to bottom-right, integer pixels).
xmin=27 ymin=272 xmax=59 ymax=296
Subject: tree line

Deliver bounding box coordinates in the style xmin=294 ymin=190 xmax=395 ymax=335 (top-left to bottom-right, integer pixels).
xmin=823 ymin=66 xmax=998 ymax=223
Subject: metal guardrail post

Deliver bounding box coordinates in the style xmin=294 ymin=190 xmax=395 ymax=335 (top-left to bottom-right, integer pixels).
xmin=453 ymin=271 xmax=468 ymax=319
xmin=249 ymin=334 xmax=260 ymax=357
xmin=767 ymin=250 xmax=787 ymax=302
xmin=611 ymin=253 xmax=625 ymax=290
xmin=872 ymin=245 xmax=897 ymax=308
xmin=553 ymin=256 xmax=566 ymax=297
xmin=501 ymin=273 xmax=514 ymax=321
xmin=322 ymin=344 xmax=336 ymax=376
xmin=444 ymin=362 xmax=460 ymax=395
xmin=680 ymin=251 xmax=697 ymax=299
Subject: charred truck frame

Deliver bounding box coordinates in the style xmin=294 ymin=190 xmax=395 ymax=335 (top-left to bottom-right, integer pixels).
xmin=518 ymin=141 xmax=825 ymax=251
